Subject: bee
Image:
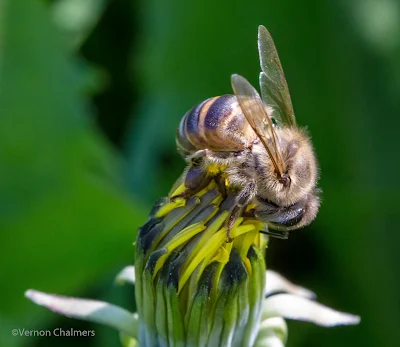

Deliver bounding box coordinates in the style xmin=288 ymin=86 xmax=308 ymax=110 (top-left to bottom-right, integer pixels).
xmin=174 ymin=26 xmax=320 ymax=238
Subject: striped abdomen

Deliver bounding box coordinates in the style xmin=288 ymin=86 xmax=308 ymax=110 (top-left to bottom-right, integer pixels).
xmin=176 ymin=94 xmax=256 ymax=157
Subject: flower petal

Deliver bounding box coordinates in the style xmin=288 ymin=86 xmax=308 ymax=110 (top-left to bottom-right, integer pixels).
xmin=25 ymin=289 xmax=138 ymax=337
xmin=115 ymin=265 xmax=136 ymax=286
xmin=262 ymin=293 xmax=360 ymax=327
xmin=254 ymin=317 xmax=287 ymax=347
xmin=265 ymin=270 xmax=315 ymax=299
xmin=254 ymin=334 xmax=285 ymax=347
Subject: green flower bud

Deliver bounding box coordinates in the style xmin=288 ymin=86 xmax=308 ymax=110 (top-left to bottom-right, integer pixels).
xmin=135 ymin=179 xmax=267 ymax=347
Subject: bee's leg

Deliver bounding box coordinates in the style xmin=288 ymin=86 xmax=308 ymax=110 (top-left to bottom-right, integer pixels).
xmin=170 ymin=165 xmax=211 ymax=201
xmin=189 ymin=149 xmax=245 ymax=164
xmin=242 ymin=208 xmax=256 ymax=218
xmin=173 ymin=148 xmax=244 ymax=201
xmin=185 ymin=166 xmax=210 ymax=191
xmin=187 ymin=149 xmax=210 ymax=164
xmin=214 ymin=174 xmax=227 ymax=197
xmin=226 ymin=181 xmax=256 ymax=242
xmin=174 ymin=149 xmax=238 ymax=201
xmin=255 ymin=199 xmax=306 ymax=229
xmin=242 ymin=208 xmax=289 ymax=239
xmin=226 ymin=205 xmax=241 ymax=242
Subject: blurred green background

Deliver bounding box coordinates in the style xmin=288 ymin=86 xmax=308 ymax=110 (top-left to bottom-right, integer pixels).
xmin=1 ymin=0 xmax=399 ymax=346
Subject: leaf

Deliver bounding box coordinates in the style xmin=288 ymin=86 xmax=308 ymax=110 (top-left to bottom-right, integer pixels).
xmin=0 ymin=1 xmax=144 ymax=344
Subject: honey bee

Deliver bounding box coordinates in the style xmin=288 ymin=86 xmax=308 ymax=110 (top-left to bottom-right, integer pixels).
xmin=174 ymin=26 xmax=320 ymax=238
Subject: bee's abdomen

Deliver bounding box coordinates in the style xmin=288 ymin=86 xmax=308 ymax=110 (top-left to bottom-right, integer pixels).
xmin=177 ymin=94 xmax=255 ymax=156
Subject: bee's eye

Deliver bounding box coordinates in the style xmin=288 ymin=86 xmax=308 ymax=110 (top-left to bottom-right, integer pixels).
xmin=279 ymin=173 xmax=291 ymax=187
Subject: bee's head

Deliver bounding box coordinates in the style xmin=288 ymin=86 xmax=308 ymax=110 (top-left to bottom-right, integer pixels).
xmin=253 ymin=128 xmax=319 ymax=207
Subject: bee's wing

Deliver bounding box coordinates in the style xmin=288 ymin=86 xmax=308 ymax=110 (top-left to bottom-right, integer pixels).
xmin=231 ymin=74 xmax=285 ymax=175
xmin=258 ymin=25 xmax=296 ymax=127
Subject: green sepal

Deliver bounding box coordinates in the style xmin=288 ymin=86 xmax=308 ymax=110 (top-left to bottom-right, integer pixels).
xmin=166 ymin=282 xmax=185 ymax=347
xmin=242 ymin=245 xmax=266 ymax=346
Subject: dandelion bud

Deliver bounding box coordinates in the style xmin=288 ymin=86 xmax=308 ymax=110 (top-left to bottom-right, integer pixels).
xmin=135 ymin=179 xmax=267 ymax=347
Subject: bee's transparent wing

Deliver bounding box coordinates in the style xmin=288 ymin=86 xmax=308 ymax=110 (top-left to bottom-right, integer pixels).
xmin=231 ymin=74 xmax=285 ymax=175
xmin=258 ymin=25 xmax=296 ymax=127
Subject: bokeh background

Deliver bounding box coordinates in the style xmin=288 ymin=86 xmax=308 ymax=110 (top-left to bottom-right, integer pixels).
xmin=1 ymin=0 xmax=400 ymax=346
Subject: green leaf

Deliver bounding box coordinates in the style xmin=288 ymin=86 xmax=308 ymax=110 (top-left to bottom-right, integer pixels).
xmin=0 ymin=1 xmax=144 ymax=345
